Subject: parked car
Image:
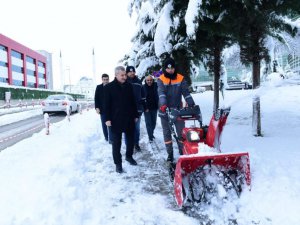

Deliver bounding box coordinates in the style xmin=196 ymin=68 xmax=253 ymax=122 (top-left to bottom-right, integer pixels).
xmin=193 ymin=81 xmax=214 ymax=92
xmin=42 ymin=94 xmax=80 ymax=114
xmin=226 ymin=77 xmax=251 ymax=90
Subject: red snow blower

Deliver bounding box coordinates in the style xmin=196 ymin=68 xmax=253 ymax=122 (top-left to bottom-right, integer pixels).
xmin=167 ymin=105 xmax=251 ymax=208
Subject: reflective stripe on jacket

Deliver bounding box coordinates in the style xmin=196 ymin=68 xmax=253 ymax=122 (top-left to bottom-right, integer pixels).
xmin=157 ymin=73 xmax=194 ymax=110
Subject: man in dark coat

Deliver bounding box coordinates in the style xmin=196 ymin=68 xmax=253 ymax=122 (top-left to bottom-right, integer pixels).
xmin=94 ymin=73 xmax=112 ymax=143
xmin=104 ymin=66 xmax=139 ymax=173
xmin=143 ymin=75 xmax=158 ymax=142
xmin=125 ymin=66 xmax=146 ymax=152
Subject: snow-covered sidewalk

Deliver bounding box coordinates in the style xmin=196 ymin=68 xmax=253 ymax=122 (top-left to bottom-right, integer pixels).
xmin=0 ymin=82 xmax=300 ymax=225
xmin=0 ymin=110 xmax=198 ymax=225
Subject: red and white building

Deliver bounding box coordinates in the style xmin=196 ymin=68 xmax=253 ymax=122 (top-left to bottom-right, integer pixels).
xmin=0 ymin=33 xmax=48 ymax=89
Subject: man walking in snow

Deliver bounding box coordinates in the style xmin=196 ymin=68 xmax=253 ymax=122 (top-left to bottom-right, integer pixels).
xmin=94 ymin=73 xmax=112 ymax=143
xmin=157 ymin=57 xmax=195 ymax=163
xmin=143 ymin=75 xmax=158 ymax=142
xmin=104 ymin=66 xmax=139 ymax=173
xmin=125 ymin=66 xmax=146 ymax=152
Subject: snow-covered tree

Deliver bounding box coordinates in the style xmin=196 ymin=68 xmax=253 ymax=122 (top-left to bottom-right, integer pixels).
xmin=122 ymin=1 xmax=161 ymax=78
xmin=228 ymin=0 xmax=299 ymax=136
xmin=124 ymin=0 xmax=194 ymax=84
xmin=186 ymin=0 xmax=238 ymax=112
xmin=124 ymin=1 xmax=299 ymax=128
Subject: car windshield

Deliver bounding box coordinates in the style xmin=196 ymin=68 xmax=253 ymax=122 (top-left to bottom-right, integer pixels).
xmin=46 ymin=95 xmax=66 ymax=100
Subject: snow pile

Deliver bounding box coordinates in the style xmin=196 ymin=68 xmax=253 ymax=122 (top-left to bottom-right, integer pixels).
xmin=0 ymin=82 xmax=300 ymax=224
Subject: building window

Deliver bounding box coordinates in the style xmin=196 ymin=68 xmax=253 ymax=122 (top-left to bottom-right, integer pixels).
xmin=0 ymin=77 xmax=8 ymax=83
xmin=27 ymin=82 xmax=35 ymax=88
xmin=0 ymin=45 xmax=7 ymax=51
xmin=38 ymin=72 xmax=44 ymax=78
xmin=26 ymin=69 xmax=35 ymax=76
xmin=0 ymin=61 xmax=8 ymax=67
xmin=26 ymin=56 xmax=35 ymax=64
xmin=12 ymin=65 xmax=23 ymax=73
xmin=11 ymin=50 xmax=22 ymax=59
xmin=38 ymin=61 xmax=44 ymax=67
xmin=12 ymin=80 xmax=23 ymax=86
xmin=38 ymin=84 xmax=46 ymax=89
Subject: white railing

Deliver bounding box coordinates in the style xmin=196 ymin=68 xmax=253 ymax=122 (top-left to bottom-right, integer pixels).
xmin=0 ymin=99 xmax=42 ymax=109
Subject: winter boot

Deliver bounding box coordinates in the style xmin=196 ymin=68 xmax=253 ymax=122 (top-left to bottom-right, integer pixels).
xmin=125 ymin=156 xmax=138 ymax=166
xmin=177 ymin=138 xmax=183 ymax=155
xmin=166 ymin=143 xmax=174 ymax=162
xmin=116 ymin=164 xmax=123 ymax=173
xmin=177 ymin=138 xmax=184 ymax=155
xmin=134 ymin=144 xmax=141 ymax=152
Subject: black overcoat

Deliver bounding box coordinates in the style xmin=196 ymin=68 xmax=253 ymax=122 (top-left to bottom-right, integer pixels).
xmin=104 ymin=78 xmax=139 ymax=133
xmin=94 ymin=84 xmax=105 ymax=113
xmin=143 ymin=82 xmax=158 ymax=110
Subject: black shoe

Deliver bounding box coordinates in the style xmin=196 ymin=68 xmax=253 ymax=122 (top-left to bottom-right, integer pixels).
xmin=167 ymin=161 xmax=176 ymax=181
xmin=167 ymin=154 xmax=174 ymax=163
xmin=134 ymin=144 xmax=141 ymax=152
xmin=116 ymin=164 xmax=123 ymax=173
xmin=125 ymin=157 xmax=137 ymax=166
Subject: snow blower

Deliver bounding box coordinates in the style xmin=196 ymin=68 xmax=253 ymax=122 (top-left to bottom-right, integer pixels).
xmin=167 ymin=105 xmax=251 ymax=208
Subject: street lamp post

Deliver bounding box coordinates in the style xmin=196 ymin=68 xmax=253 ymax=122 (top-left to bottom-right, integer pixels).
xmin=66 ymin=66 xmax=71 ymax=93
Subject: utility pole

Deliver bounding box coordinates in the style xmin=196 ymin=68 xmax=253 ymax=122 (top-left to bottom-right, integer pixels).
xmin=59 ymin=50 xmax=65 ymax=92
xmin=92 ymin=48 xmax=96 ymax=85
xmin=66 ymin=66 xmax=71 ymax=93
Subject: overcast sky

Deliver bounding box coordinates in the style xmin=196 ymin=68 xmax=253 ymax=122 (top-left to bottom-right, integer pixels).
xmin=0 ymin=0 xmax=136 ymax=89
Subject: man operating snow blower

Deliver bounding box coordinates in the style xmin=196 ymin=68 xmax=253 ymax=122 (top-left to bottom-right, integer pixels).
xmin=158 ymin=58 xmax=251 ymax=208
xmin=157 ymin=57 xmax=195 ymax=164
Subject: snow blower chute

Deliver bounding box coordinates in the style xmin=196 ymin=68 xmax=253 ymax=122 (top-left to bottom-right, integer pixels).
xmin=167 ymin=105 xmax=251 ymax=208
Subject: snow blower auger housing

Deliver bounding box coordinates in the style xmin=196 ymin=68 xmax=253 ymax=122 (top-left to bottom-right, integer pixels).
xmin=167 ymin=105 xmax=251 ymax=208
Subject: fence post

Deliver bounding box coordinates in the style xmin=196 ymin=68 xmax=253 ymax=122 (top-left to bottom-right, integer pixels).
xmin=66 ymin=105 xmax=71 ymax=121
xmin=44 ymin=113 xmax=50 ymax=135
xmin=79 ymin=104 xmax=82 ymax=114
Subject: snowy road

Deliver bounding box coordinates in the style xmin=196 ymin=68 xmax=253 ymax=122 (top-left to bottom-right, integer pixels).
xmin=0 ymin=113 xmax=72 ymax=151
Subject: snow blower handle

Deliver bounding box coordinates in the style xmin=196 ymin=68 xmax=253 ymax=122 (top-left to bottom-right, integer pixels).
xmin=167 ymin=105 xmax=203 ymax=127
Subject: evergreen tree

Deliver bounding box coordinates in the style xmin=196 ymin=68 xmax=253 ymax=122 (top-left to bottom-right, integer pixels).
xmin=125 ymin=0 xmax=299 ymax=133
xmin=186 ymin=0 xmax=236 ymax=113
xmin=125 ymin=0 xmax=194 ymax=84
xmin=229 ymin=0 xmax=299 ymax=136
xmin=168 ymin=0 xmax=192 ymax=85
xmin=123 ymin=1 xmax=160 ymax=78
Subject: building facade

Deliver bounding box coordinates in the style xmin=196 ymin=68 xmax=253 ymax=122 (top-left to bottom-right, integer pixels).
xmin=0 ymin=33 xmax=47 ymax=89
xmin=66 ymin=76 xmax=95 ymax=99
xmin=37 ymin=50 xmax=53 ymax=89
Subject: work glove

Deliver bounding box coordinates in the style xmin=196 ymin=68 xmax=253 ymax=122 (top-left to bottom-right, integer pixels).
xmin=160 ymin=105 xmax=168 ymax=113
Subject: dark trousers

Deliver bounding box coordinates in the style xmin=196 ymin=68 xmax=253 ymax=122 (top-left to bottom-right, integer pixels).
xmin=160 ymin=116 xmax=184 ymax=154
xmin=100 ymin=114 xmax=112 ymax=142
xmin=111 ymin=130 xmax=134 ymax=165
xmin=125 ymin=117 xmax=141 ymax=145
xmin=144 ymin=109 xmax=158 ymax=140
xmin=134 ymin=117 xmax=141 ymax=145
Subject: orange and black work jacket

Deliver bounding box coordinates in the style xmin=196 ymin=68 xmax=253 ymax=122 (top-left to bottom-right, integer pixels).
xmin=157 ymin=73 xmax=195 ymax=116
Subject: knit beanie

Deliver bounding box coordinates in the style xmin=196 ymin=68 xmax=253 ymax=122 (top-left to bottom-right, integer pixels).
xmin=126 ymin=66 xmax=135 ymax=73
xmin=163 ymin=58 xmax=175 ymax=69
